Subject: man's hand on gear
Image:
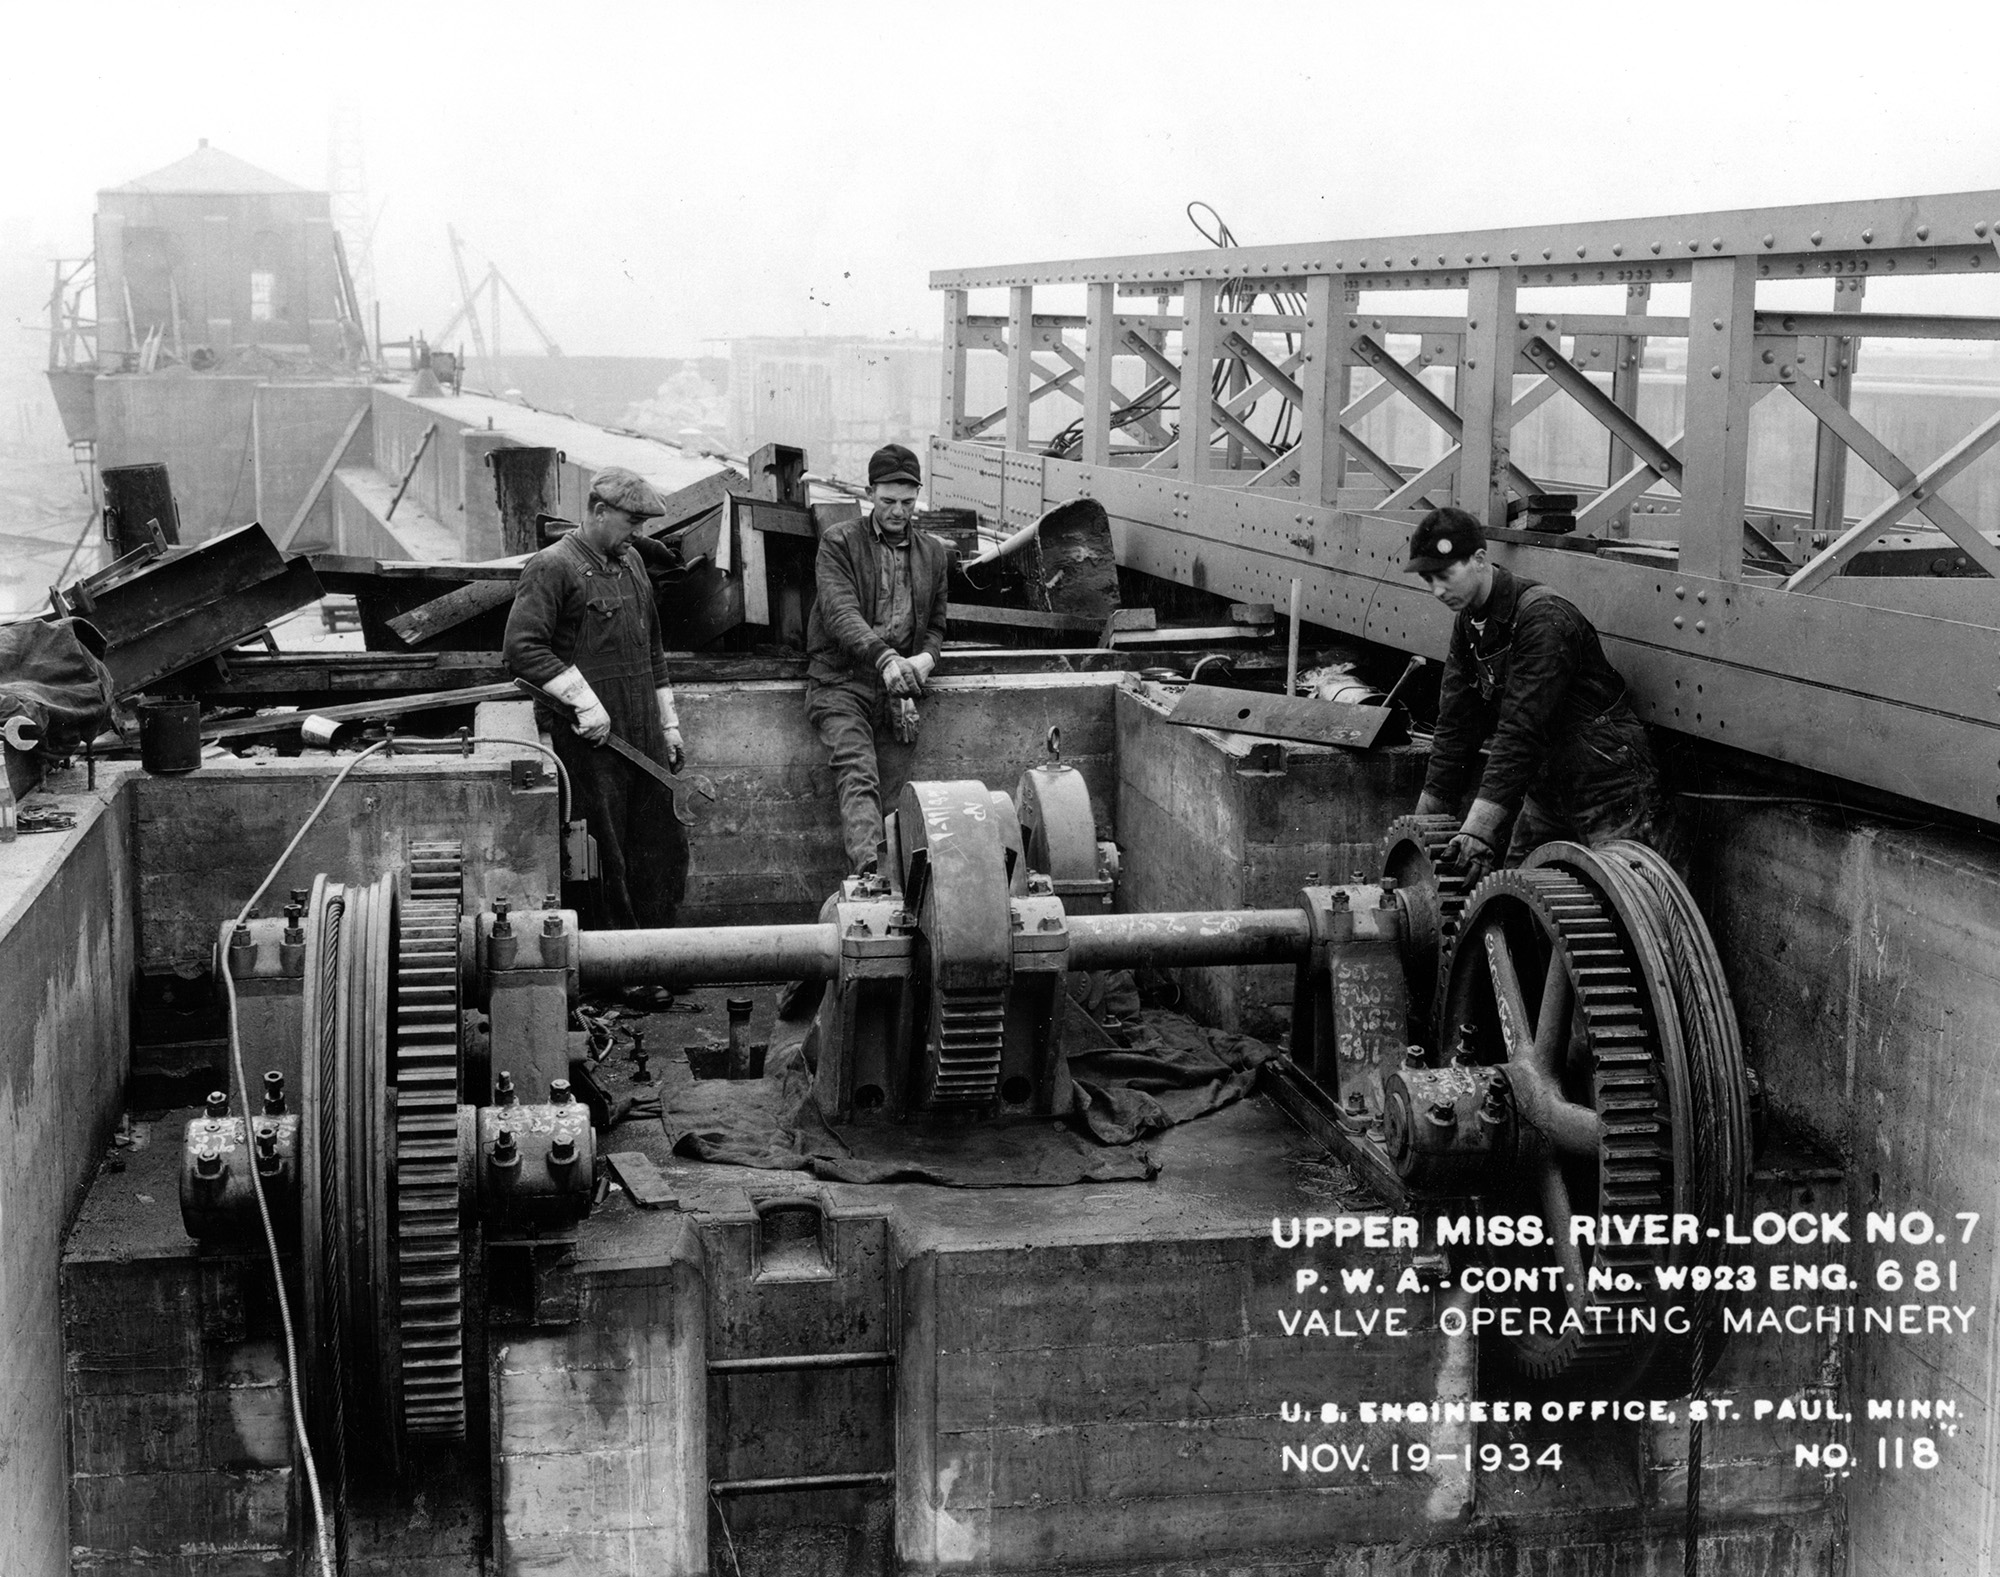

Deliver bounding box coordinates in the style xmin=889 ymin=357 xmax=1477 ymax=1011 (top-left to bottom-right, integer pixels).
xmin=880 ymin=653 xmax=923 ymax=697
xmin=663 ymin=727 xmax=685 ymax=773
xmin=1442 ymin=830 xmax=1497 ymax=884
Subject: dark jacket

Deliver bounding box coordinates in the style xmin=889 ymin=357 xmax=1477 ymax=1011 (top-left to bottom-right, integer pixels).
xmin=1423 ymin=564 xmax=1638 ymax=816
xmin=503 ymin=532 xmax=673 ymax=763
xmin=806 ymin=515 xmax=950 ymax=685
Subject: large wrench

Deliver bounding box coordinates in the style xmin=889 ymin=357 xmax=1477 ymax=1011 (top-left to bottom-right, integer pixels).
xmin=512 ymin=679 xmax=717 ymax=826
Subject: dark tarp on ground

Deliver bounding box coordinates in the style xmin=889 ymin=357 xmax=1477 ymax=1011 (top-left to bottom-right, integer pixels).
xmin=658 ymin=981 xmax=1280 ymax=1187
xmin=0 ymin=618 xmax=114 ymax=753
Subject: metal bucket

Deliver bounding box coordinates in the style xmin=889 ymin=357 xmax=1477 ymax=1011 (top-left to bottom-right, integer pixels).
xmin=138 ymin=698 xmax=202 ymax=774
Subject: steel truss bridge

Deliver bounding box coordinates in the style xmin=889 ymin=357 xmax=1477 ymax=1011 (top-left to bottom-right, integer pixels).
xmin=927 ymin=191 xmax=2000 ymax=826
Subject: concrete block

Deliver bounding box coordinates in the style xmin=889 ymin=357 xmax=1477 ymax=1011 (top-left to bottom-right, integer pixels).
xmin=1115 ymin=684 xmax=1424 ymax=1038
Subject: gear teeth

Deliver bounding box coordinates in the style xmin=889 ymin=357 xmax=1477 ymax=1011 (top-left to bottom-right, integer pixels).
xmin=394 ymin=843 xmax=466 ymax=1441
xmin=1445 ymin=865 xmax=1670 ymax=1382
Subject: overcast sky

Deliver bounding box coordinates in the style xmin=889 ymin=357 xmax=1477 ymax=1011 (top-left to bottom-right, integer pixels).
xmin=4 ymin=1 xmax=1998 ymax=358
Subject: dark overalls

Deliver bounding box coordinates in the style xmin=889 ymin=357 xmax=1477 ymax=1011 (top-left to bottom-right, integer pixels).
xmin=503 ymin=534 xmax=689 ymax=929
xmin=1424 ymin=566 xmax=1675 ymax=863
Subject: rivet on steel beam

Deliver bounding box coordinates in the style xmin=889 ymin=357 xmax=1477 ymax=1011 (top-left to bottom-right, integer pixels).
xmin=1695 ymin=620 xmax=1707 ymax=633
xmin=1763 ymin=234 xmax=1775 ymax=248
xmin=1862 ymin=229 xmax=1874 ymax=243
xmin=1437 ymin=254 xmax=1447 ymax=266
xmin=1761 ymin=349 xmax=1774 ymax=364
xmin=1811 ymin=231 xmax=1823 ymax=245
xmin=1710 ymin=366 xmax=1722 ymax=378
xmin=1674 ymin=586 xmax=1686 ymax=599
xmin=1516 ymin=318 xmax=1527 ymax=331
xmin=1541 ymin=248 xmax=1552 ymax=261
xmin=1612 ymin=243 xmax=1624 ymax=256
xmin=1977 ymin=224 xmax=1990 ymax=238
xmin=1509 ymin=251 xmax=1520 ymax=262
xmin=1650 ymin=241 xmax=1662 ymax=254
xmin=1409 ymin=255 xmax=1420 ymax=266
xmin=1576 ymin=246 xmax=1586 ymax=259
xmin=1481 ymin=253 xmax=1491 ymax=263
xmin=1917 ymin=225 xmax=1930 ymax=241
xmin=1712 ymin=237 xmax=1724 ymax=250
xmin=1673 ymin=616 xmax=1684 ymax=629
xmin=1696 ymin=590 xmax=1708 ymax=605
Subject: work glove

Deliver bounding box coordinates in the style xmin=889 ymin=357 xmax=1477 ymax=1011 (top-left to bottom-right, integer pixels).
xmin=1414 ymin=790 xmax=1451 ymax=818
xmin=879 ymin=652 xmax=924 ymax=698
xmin=1442 ymin=831 xmax=1497 ymax=885
xmin=656 ymin=686 xmax=683 ymax=771
xmin=891 ymin=697 xmax=921 ymax=745
xmin=546 ymin=665 xmax=611 ymax=745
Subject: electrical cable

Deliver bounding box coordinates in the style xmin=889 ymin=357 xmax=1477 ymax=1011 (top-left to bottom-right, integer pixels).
xmin=217 ymin=731 xmax=571 ymax=1575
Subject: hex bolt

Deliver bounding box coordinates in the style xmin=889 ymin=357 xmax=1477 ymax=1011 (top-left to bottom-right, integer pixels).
xmin=495 ymin=1070 xmax=517 ymax=1105
xmin=290 ymin=888 xmax=309 ymax=907
xmin=550 ymin=1078 xmax=573 ymax=1105
xmin=1344 ymin=1091 xmax=1367 ymax=1115
xmin=544 ymin=893 xmax=562 ymax=910
xmin=542 ymin=913 xmax=563 ymax=937
xmin=632 ymin=1039 xmax=654 ymax=1085
xmin=195 ymin=1144 xmax=224 ymax=1178
xmin=262 ymin=1071 xmax=286 ymax=1115
xmin=492 ymin=899 xmax=513 ymax=937
xmin=1378 ymin=875 xmax=1398 ymax=893
xmin=490 ymin=1127 xmax=519 ymax=1167
xmin=1427 ymin=1099 xmax=1458 ymax=1127
xmin=230 ymin=923 xmax=254 ymax=951
xmin=205 ymin=1090 xmax=230 ymax=1120
xmin=1450 ymin=1021 xmax=1479 ymax=1065
xmin=549 ymin=1133 xmax=578 ymax=1166
xmin=254 ymin=1123 xmax=278 ymax=1158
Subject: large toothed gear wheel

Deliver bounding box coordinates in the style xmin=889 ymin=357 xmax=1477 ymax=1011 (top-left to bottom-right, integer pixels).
xmin=393 ymin=842 xmax=466 ymax=1439
xmin=1380 ymin=814 xmax=1474 ymax=1035
xmin=1437 ymin=846 xmax=1749 ymax=1393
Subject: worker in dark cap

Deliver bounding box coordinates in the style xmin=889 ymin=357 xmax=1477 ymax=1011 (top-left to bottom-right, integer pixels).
xmin=804 ymin=442 xmax=950 ymax=874
xmin=1406 ymin=505 xmax=1670 ymax=881
xmin=506 ymin=466 xmax=690 ymax=959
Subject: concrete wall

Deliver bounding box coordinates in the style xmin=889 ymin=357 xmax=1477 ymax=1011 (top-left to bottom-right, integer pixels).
xmin=1697 ymin=804 xmax=2000 ymax=1577
xmin=1115 ymin=684 xmax=1427 ymax=1039
xmin=95 ymin=373 xmax=260 ymax=542
xmin=679 ymin=672 xmax=1122 ymax=927
xmin=130 ymin=720 xmax=558 ymax=975
xmin=0 ymin=777 xmax=136 ymax=1575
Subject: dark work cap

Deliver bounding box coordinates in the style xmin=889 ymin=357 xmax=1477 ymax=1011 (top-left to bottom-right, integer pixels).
xmin=588 ymin=466 xmax=667 ymax=519
xmin=1404 ymin=506 xmax=1486 ymax=574
xmin=867 ymin=443 xmax=922 ymax=488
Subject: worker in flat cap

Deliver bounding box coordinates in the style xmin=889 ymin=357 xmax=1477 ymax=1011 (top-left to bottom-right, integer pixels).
xmin=506 ymin=466 xmax=690 ymax=962
xmin=804 ymin=442 xmax=951 ymax=874
xmin=1405 ymin=506 xmax=1671 ymax=882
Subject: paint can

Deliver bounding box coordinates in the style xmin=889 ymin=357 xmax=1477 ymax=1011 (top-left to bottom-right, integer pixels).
xmin=138 ymin=698 xmax=202 ymax=774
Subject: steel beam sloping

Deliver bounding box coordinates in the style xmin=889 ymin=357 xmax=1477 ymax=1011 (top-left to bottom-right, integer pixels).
xmin=1786 ymin=405 xmax=2000 ymax=591
xmin=1783 ymin=374 xmax=1994 ymax=558
xmin=1351 ymin=334 xmax=1539 ymax=501
xmin=1518 ymin=337 xmax=1684 ymax=489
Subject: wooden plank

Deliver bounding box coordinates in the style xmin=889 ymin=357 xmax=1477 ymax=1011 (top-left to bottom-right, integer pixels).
xmin=1167 ymin=683 xmax=1402 ymax=749
xmin=604 ymin=1151 xmax=680 ymax=1210
xmin=373 ymin=557 xmax=528 ymax=581
xmin=199 ymin=680 xmax=522 ymax=740
xmin=949 ymin=603 xmax=1102 ymax=635
xmin=386 ymin=579 xmax=519 ymax=645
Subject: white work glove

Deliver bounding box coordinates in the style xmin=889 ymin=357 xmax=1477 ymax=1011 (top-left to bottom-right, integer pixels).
xmin=1414 ymin=789 xmax=1451 ymax=818
xmin=546 ymin=665 xmax=611 ymax=745
xmin=879 ymin=652 xmax=924 ymax=698
xmin=656 ymin=686 xmax=684 ymax=771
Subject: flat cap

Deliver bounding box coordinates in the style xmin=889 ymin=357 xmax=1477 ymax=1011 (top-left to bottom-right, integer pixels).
xmin=867 ymin=442 xmax=922 ymax=488
xmin=588 ymin=466 xmax=667 ymax=519
xmin=1404 ymin=506 xmax=1485 ymax=573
